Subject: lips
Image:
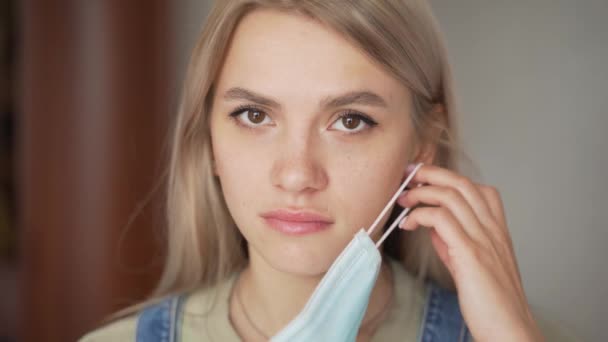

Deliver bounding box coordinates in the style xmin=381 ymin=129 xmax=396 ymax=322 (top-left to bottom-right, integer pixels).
xmin=260 ymin=209 xmax=334 ymax=235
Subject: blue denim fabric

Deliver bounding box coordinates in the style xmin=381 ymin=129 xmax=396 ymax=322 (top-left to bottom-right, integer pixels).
xmin=136 ymin=296 xmax=185 ymax=342
xmin=418 ymin=283 xmax=471 ymax=342
xmin=136 ymin=283 xmax=470 ymax=342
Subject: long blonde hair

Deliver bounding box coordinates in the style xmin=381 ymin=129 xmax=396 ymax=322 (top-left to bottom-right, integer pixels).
xmin=115 ymin=0 xmax=474 ymax=319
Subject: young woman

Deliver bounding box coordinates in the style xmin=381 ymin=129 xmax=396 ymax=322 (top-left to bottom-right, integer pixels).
xmin=81 ymin=0 xmax=564 ymax=341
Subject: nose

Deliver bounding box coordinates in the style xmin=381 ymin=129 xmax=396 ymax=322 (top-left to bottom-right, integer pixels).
xmin=270 ymin=132 xmax=328 ymax=194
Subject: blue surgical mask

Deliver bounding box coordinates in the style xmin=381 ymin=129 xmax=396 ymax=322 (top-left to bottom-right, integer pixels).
xmin=271 ymin=163 xmax=424 ymax=342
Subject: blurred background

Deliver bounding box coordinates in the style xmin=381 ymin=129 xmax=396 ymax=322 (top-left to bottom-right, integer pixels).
xmin=1 ymin=0 xmax=606 ymax=341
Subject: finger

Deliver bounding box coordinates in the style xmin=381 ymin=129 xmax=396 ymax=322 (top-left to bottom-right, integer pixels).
xmin=475 ymin=184 xmax=513 ymax=249
xmin=400 ymin=206 xmax=474 ymax=255
xmin=398 ymin=185 xmax=489 ymax=246
xmin=475 ymin=184 xmax=527 ymax=301
xmin=476 ymin=184 xmax=507 ymax=227
xmin=430 ymin=229 xmax=454 ymax=274
xmin=477 ymin=186 xmax=524 ymax=267
xmin=406 ymin=164 xmax=497 ymax=239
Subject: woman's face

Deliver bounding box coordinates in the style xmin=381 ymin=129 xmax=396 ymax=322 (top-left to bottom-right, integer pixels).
xmin=210 ymin=9 xmax=415 ymax=276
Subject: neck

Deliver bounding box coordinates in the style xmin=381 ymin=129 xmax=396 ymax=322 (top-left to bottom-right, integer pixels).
xmin=235 ymin=248 xmax=394 ymax=337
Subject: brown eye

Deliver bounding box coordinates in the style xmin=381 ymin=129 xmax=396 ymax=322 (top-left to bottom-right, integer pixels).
xmin=248 ymin=110 xmax=266 ymax=124
xmin=229 ymin=106 xmax=272 ymax=128
xmin=330 ymin=112 xmax=377 ymax=133
xmin=341 ymin=115 xmax=361 ymax=130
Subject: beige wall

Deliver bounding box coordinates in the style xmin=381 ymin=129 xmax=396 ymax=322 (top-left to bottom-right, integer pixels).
xmin=430 ymin=1 xmax=607 ymax=341
xmin=170 ymin=1 xmax=607 ymax=340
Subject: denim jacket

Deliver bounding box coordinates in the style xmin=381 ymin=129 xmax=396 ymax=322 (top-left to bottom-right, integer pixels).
xmin=135 ymin=282 xmax=471 ymax=342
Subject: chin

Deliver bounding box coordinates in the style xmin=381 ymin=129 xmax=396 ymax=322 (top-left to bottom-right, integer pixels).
xmin=256 ymin=232 xmax=348 ymax=277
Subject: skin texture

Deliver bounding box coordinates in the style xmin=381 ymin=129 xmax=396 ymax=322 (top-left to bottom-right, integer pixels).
xmin=399 ymin=165 xmax=543 ymax=341
xmin=209 ymin=8 xmax=542 ymax=342
xmin=210 ymin=9 xmax=413 ymax=340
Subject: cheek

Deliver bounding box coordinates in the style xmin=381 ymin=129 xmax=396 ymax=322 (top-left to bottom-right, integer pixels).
xmin=212 ymin=135 xmax=270 ymax=217
xmin=211 ymin=116 xmax=263 ymax=185
xmin=214 ymin=142 xmax=261 ymax=178
xmin=330 ymin=143 xmax=410 ymax=230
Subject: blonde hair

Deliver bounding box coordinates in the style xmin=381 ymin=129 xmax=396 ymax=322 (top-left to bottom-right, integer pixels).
xmin=111 ymin=0 xmax=475 ymax=320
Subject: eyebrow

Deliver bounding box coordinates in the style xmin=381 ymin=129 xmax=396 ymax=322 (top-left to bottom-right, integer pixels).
xmin=223 ymin=87 xmax=388 ymax=110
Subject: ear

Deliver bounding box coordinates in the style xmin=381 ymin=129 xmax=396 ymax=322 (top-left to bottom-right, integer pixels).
xmin=408 ymin=104 xmax=445 ymax=168
xmin=411 ymin=142 xmax=437 ymax=166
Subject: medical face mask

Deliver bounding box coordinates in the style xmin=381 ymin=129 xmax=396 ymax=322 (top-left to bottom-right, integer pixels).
xmin=270 ymin=163 xmax=424 ymax=342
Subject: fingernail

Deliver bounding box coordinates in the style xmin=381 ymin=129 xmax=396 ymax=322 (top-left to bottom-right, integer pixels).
xmin=398 ymin=216 xmax=408 ymax=229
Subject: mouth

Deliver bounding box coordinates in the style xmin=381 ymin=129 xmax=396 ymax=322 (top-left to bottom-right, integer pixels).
xmin=260 ymin=209 xmax=334 ymax=235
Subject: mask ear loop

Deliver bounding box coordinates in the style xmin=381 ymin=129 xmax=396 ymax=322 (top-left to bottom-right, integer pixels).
xmin=365 ymin=163 xmax=424 ymax=248
xmin=373 ymin=198 xmax=416 ymax=248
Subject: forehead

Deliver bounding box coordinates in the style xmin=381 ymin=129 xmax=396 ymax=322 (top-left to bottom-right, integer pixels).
xmin=215 ymin=9 xmax=407 ymax=103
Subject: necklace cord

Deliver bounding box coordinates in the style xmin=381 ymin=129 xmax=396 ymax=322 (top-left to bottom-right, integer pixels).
xmin=232 ymin=260 xmax=395 ymax=339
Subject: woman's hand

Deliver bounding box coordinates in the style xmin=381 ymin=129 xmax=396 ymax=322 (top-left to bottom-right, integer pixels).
xmin=397 ymin=164 xmax=544 ymax=342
